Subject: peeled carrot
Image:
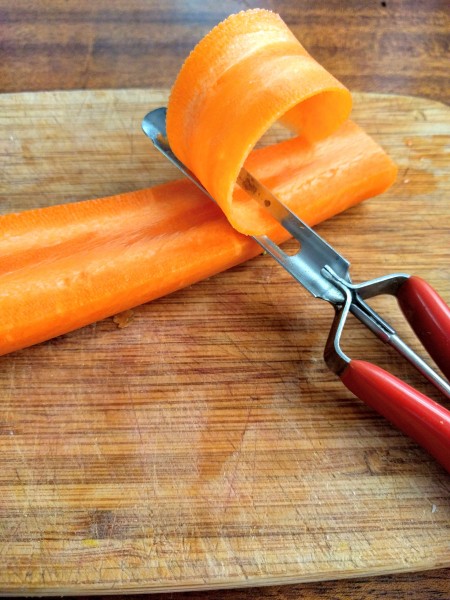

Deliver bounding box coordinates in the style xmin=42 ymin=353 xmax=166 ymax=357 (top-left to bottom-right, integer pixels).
xmin=0 ymin=10 xmax=397 ymax=356
xmin=0 ymin=122 xmax=395 ymax=356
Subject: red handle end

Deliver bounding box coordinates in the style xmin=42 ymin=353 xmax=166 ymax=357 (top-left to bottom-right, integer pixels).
xmin=397 ymin=276 xmax=450 ymax=379
xmin=341 ymin=360 xmax=450 ymax=473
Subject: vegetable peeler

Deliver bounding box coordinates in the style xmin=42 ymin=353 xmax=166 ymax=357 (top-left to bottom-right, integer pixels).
xmin=142 ymin=107 xmax=450 ymax=473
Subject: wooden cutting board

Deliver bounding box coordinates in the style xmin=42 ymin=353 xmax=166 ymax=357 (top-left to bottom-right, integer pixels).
xmin=0 ymin=90 xmax=449 ymax=595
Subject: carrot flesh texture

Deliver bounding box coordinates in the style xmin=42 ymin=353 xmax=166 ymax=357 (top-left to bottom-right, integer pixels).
xmin=167 ymin=9 xmax=353 ymax=235
xmin=0 ymin=9 xmax=398 ymax=355
xmin=0 ymin=123 xmax=396 ymax=356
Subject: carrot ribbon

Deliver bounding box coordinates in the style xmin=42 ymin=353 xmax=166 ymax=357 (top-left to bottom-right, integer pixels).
xmin=167 ymin=9 xmax=353 ymax=235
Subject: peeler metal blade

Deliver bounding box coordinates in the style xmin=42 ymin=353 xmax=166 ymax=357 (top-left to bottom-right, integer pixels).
xmin=142 ymin=108 xmax=349 ymax=305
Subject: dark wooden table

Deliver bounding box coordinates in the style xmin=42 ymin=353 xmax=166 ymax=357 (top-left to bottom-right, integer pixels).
xmin=1 ymin=1 xmax=449 ymax=598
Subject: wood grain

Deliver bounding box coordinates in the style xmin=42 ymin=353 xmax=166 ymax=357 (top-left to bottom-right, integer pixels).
xmin=0 ymin=0 xmax=449 ymax=104
xmin=0 ymin=89 xmax=449 ymax=595
xmin=76 ymin=568 xmax=450 ymax=600
xmin=1 ymin=1 xmax=449 ymax=596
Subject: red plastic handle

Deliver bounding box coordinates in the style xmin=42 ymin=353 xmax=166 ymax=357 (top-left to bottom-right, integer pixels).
xmin=397 ymin=276 xmax=450 ymax=379
xmin=341 ymin=360 xmax=450 ymax=473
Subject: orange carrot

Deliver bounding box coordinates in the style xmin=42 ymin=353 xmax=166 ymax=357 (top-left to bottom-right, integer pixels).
xmin=0 ymin=9 xmax=397 ymax=355
xmin=167 ymin=9 xmax=353 ymax=235
xmin=0 ymin=122 xmax=396 ymax=356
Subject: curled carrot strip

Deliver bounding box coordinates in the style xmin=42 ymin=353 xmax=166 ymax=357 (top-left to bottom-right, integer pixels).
xmin=167 ymin=9 xmax=353 ymax=235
